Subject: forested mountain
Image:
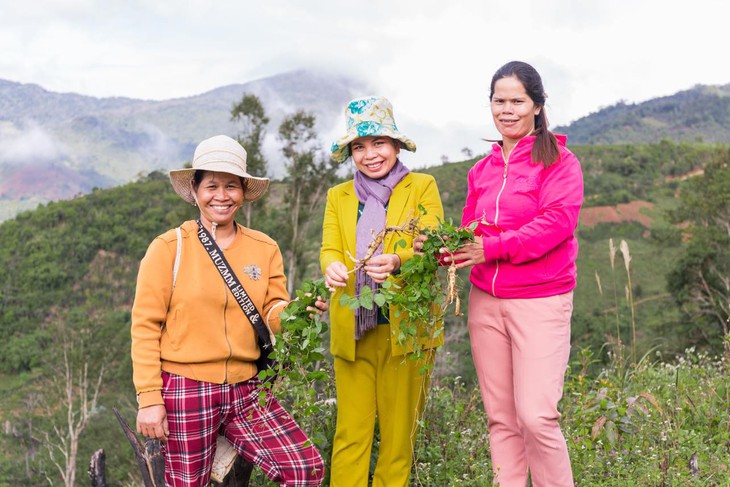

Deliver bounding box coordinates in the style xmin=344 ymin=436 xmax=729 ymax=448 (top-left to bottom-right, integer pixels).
xmin=0 ymin=141 xmax=726 ymax=374
xmin=0 ymin=70 xmax=367 ymax=220
xmin=0 ymin=141 xmax=725 ymax=376
xmin=556 ymin=84 xmax=730 ymax=144
xmin=2 ymin=74 xmax=728 ymax=222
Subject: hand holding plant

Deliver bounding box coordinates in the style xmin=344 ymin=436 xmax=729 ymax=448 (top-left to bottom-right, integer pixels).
xmin=342 ymin=213 xmax=477 ymax=364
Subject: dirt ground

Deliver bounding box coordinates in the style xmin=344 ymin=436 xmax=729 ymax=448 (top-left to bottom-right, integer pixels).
xmin=579 ymin=200 xmax=654 ymax=228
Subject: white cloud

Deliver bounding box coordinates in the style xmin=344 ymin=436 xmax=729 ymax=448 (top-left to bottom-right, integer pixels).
xmin=0 ymin=0 xmax=727 ymax=164
xmin=0 ymin=123 xmax=66 ymax=164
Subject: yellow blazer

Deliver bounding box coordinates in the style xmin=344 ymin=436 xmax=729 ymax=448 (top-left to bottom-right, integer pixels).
xmin=320 ymin=172 xmax=445 ymax=361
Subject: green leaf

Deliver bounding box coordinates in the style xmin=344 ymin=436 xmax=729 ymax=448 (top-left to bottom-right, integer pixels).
xmin=359 ymin=295 xmax=374 ymax=310
xmin=339 ymin=293 xmax=355 ymax=308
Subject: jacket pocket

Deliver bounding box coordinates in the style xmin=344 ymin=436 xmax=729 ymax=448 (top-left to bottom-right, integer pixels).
xmin=164 ymin=307 xmax=187 ymax=351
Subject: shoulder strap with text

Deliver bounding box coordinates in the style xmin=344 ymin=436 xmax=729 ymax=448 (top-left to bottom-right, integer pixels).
xmin=195 ymin=220 xmax=273 ymax=351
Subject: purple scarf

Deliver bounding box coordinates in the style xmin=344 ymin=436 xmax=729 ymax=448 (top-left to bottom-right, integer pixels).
xmin=353 ymin=160 xmax=410 ymax=339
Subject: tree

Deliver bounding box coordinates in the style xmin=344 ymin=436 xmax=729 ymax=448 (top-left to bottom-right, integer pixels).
xmin=231 ymin=93 xmax=270 ymax=227
xmin=667 ymin=148 xmax=729 ymax=352
xmin=43 ymin=345 xmax=105 ymax=487
xmin=278 ymin=111 xmax=336 ymax=294
xmin=461 ymin=147 xmax=473 ymax=159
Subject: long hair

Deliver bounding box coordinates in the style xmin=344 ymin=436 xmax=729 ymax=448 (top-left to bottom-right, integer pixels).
xmin=490 ymin=61 xmax=560 ymax=167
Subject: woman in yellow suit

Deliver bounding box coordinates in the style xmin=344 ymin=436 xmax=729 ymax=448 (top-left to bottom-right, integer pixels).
xmin=320 ymin=96 xmax=444 ymax=486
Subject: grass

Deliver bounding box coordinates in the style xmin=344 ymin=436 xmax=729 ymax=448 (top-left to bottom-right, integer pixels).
xmin=409 ymin=345 xmax=730 ymax=486
xmin=563 ymin=347 xmax=729 ymax=486
xmin=179 ymin=344 xmax=730 ymax=486
xmin=2 ymin=233 xmax=727 ymax=485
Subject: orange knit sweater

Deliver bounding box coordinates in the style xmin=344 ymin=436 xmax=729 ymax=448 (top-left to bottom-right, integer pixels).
xmin=131 ymin=220 xmax=289 ymax=408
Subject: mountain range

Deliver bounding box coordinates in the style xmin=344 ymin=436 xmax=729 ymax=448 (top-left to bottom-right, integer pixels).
xmin=0 ymin=69 xmax=368 ymax=220
xmin=1 ymin=71 xmax=729 ymax=221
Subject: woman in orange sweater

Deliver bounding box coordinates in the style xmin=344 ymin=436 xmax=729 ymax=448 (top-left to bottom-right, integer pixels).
xmin=131 ymin=135 xmax=324 ymax=486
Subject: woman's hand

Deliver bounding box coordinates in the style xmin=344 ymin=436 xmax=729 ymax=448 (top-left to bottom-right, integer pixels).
xmin=325 ymin=261 xmax=349 ymax=292
xmin=413 ymin=234 xmax=427 ymax=255
xmin=137 ymin=404 xmax=169 ymax=444
xmin=364 ymin=254 xmax=401 ymax=284
xmin=443 ymin=236 xmax=485 ymax=269
xmin=306 ymin=295 xmax=329 ymax=317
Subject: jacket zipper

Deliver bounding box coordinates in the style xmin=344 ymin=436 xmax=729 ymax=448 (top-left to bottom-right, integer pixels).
xmin=223 ymin=284 xmax=232 ymax=383
xmin=491 ymin=149 xmax=510 ymax=295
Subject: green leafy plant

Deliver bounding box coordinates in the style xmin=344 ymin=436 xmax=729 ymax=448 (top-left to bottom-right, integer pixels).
xmin=562 ymin=346 xmax=730 ymax=486
xmin=341 ymin=214 xmax=476 ymax=365
xmin=252 ymin=278 xmax=335 ymax=455
xmin=258 ymin=278 xmax=330 ymax=388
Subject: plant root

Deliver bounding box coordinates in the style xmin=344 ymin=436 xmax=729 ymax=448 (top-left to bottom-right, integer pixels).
xmin=445 ymin=261 xmax=462 ymax=316
xmin=346 ymin=212 xmax=421 ymax=273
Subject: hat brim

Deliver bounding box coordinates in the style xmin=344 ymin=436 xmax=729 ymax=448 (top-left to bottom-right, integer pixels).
xmin=330 ymin=130 xmax=416 ymax=164
xmin=169 ymin=167 xmax=270 ymax=205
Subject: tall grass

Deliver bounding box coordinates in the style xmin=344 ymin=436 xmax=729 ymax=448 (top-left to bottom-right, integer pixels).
xmin=241 ymin=237 xmax=730 ymax=486
xmin=563 ymin=347 xmax=729 ymax=486
xmin=409 ymin=348 xmax=730 ymax=486
xmin=408 ymin=237 xmax=730 ymax=485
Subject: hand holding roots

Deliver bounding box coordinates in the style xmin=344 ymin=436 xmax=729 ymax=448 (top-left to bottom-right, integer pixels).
xmin=346 ymin=212 xmax=421 ymax=273
xmin=345 ymin=213 xmax=472 ymax=319
xmin=421 ymin=221 xmax=475 ymax=317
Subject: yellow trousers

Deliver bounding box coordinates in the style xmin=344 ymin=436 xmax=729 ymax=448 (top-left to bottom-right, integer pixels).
xmin=330 ymin=325 xmax=433 ymax=487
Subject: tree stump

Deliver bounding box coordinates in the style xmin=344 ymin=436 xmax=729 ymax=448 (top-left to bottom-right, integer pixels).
xmin=88 ymin=449 xmax=107 ymax=487
xmin=212 ymin=455 xmax=255 ymax=486
xmin=112 ymin=407 xmax=165 ymax=486
xmin=112 ymin=407 xmax=256 ymax=486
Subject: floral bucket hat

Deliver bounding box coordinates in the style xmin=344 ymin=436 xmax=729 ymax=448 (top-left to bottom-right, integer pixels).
xmin=330 ymin=96 xmax=417 ymax=163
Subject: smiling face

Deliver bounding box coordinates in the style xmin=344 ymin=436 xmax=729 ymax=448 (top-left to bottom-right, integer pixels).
xmin=491 ymin=75 xmax=541 ymax=152
xmin=193 ymin=171 xmax=244 ymax=228
xmin=350 ymin=136 xmax=400 ymax=179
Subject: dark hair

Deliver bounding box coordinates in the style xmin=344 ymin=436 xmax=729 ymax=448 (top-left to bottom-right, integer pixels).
xmin=192 ymin=169 xmax=207 ymax=188
xmin=490 ymin=61 xmax=560 ymax=167
xmin=192 ymin=170 xmax=246 ymax=191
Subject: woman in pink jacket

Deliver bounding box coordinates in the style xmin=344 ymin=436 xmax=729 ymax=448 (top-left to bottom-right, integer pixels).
xmin=445 ymin=61 xmax=583 ymax=486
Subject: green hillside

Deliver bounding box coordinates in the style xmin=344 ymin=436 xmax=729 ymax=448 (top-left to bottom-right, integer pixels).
xmin=556 ymin=84 xmax=730 ymax=144
xmin=0 ymin=142 xmax=728 ymax=484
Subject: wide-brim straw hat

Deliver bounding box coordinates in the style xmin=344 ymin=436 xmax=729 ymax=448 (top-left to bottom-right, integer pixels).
xmin=330 ymin=96 xmax=416 ymax=163
xmin=169 ymin=135 xmax=269 ymax=204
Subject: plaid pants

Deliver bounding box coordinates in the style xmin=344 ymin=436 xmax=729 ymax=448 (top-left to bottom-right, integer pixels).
xmin=161 ymin=371 xmax=324 ymax=486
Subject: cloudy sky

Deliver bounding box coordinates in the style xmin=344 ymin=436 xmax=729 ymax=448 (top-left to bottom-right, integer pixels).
xmin=1 ymin=0 xmax=728 ymax=164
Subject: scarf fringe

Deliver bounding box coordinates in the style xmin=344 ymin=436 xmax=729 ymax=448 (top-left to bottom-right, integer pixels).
xmin=354 ymin=277 xmax=380 ymax=340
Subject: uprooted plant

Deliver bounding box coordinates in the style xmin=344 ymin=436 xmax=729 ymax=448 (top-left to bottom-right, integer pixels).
xmin=258 ymin=278 xmax=331 ymax=390
xmin=255 ymin=278 xmax=335 ymax=450
xmin=417 ymin=219 xmax=478 ymax=316
xmin=341 ymin=209 xmax=476 ymax=365
xmin=344 ymin=210 xmax=423 ymax=272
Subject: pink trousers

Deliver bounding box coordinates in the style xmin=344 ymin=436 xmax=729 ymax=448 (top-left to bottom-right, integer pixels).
xmin=468 ymin=286 xmax=574 ymax=487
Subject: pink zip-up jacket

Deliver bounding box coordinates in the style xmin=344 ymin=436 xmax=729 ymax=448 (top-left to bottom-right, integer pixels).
xmin=461 ymin=134 xmax=583 ymax=298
